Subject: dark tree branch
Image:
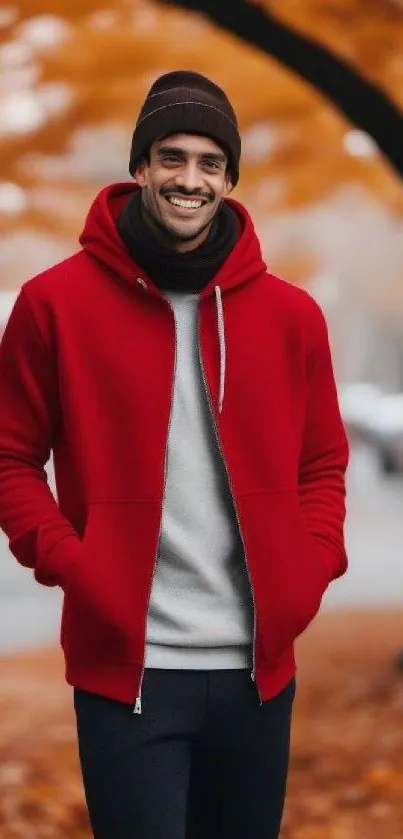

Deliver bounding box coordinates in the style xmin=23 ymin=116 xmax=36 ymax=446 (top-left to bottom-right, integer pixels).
xmin=159 ymin=0 xmax=403 ymax=178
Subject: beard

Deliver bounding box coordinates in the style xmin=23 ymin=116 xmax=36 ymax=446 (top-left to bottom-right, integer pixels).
xmin=141 ymin=187 xmax=218 ymax=245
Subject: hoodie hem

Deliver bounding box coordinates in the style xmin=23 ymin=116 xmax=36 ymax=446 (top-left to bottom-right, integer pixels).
xmin=63 ymin=646 xmax=296 ymax=704
xmin=257 ymin=646 xmax=297 ymax=701
xmin=65 ymin=658 xmax=143 ymax=705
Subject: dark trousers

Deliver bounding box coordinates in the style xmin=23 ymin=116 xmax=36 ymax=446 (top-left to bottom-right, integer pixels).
xmin=74 ymin=669 xmax=295 ymax=839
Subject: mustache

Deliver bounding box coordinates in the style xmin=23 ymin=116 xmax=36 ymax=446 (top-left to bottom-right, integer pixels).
xmin=160 ymin=186 xmax=212 ymax=202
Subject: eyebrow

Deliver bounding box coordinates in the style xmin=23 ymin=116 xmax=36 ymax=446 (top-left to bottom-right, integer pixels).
xmin=157 ymin=146 xmax=227 ymax=164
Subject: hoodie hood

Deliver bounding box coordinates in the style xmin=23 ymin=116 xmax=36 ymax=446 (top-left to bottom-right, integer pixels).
xmin=80 ymin=182 xmax=268 ymax=414
xmin=79 ymin=183 xmax=267 ymax=297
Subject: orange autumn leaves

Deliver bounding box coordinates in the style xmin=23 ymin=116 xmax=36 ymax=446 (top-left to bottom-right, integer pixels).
xmin=2 ymin=612 xmax=403 ymax=838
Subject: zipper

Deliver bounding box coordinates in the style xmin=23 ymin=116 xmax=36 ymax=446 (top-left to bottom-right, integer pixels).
xmin=197 ymin=303 xmax=262 ymax=705
xmin=133 ymin=291 xmax=177 ymax=714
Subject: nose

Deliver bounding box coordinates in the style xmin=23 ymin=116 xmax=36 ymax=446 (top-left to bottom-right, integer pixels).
xmin=174 ymin=161 xmax=203 ymax=194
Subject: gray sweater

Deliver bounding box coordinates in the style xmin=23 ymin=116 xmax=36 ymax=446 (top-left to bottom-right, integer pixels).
xmin=145 ymin=291 xmax=254 ymax=669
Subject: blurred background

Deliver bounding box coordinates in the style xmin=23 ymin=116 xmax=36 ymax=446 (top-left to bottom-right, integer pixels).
xmin=1 ymin=1 xmax=403 ymax=837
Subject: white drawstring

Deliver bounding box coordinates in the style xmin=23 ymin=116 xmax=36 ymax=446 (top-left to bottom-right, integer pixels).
xmin=214 ymin=285 xmax=226 ymax=414
xmin=138 ymin=277 xmax=226 ymax=414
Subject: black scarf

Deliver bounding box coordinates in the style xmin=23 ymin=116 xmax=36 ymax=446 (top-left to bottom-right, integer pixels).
xmin=117 ymin=190 xmax=239 ymax=293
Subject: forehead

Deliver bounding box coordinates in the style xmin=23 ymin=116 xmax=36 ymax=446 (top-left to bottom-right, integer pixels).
xmin=153 ymin=133 xmax=226 ymax=157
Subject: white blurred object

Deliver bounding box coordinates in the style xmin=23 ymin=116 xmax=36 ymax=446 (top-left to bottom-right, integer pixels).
xmin=16 ymin=15 xmax=72 ymax=51
xmin=343 ymin=130 xmax=378 ymax=159
xmin=366 ymin=393 xmax=403 ymax=475
xmin=0 ymin=65 xmax=40 ymax=94
xmin=0 ymin=229 xmax=72 ymax=286
xmin=338 ymin=381 xmax=382 ymax=431
xmin=340 ymin=383 xmax=403 ymax=476
xmin=368 ymin=393 xmax=403 ymax=436
xmin=309 ymin=272 xmax=340 ymax=309
xmin=242 ymin=123 xmax=278 ymax=163
xmin=0 ymin=182 xmax=28 ymax=215
xmin=22 ymin=122 xmax=128 ymax=181
xmin=0 ymin=290 xmax=17 ymax=327
xmin=36 ymin=82 xmax=73 ymax=117
xmin=0 ymin=90 xmax=46 ymax=134
xmin=0 ymin=83 xmax=73 ymax=137
xmin=0 ymin=40 xmax=34 ymax=67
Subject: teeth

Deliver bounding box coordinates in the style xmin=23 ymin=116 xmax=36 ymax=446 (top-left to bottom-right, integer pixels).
xmin=167 ymin=197 xmax=203 ymax=209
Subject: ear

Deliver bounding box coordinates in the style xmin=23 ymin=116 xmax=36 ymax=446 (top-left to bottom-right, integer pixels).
xmin=224 ymin=173 xmax=234 ymax=195
xmin=134 ymin=160 xmax=148 ymax=188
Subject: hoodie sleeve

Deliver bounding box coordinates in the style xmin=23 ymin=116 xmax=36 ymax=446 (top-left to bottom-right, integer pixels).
xmin=0 ymin=289 xmax=82 ymax=588
xmin=298 ymin=301 xmax=349 ymax=584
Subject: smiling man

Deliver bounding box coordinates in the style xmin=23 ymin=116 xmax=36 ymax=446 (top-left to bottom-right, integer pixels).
xmin=136 ymin=135 xmax=229 ymax=246
xmin=0 ymin=71 xmax=349 ymax=839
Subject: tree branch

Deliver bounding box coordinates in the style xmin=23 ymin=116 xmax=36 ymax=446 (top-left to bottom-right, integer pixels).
xmin=159 ymin=0 xmax=403 ymax=178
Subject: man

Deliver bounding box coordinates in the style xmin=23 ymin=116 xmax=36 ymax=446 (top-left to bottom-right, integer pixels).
xmin=0 ymin=71 xmax=348 ymax=838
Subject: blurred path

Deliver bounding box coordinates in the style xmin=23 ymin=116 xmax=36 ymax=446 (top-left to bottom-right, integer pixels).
xmin=324 ymin=442 xmax=403 ymax=608
xmin=0 ymin=444 xmax=402 ymax=652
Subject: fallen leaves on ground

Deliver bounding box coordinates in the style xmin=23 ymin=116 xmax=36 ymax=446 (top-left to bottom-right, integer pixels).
xmin=1 ymin=610 xmax=403 ymax=838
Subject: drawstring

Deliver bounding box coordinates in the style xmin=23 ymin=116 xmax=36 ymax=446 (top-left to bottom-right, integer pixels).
xmin=214 ymin=285 xmax=226 ymax=414
xmin=138 ymin=277 xmax=226 ymax=415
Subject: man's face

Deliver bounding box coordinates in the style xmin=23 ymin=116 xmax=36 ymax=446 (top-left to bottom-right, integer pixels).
xmin=134 ymin=133 xmax=233 ymax=251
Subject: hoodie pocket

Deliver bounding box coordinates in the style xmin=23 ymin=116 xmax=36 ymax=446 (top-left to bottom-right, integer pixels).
xmin=60 ymin=499 xmax=160 ymax=663
xmin=238 ymin=490 xmax=331 ymax=665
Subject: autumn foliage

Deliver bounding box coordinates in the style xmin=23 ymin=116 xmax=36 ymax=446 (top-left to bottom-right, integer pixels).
xmin=1 ymin=0 xmax=402 ymax=242
xmin=1 ymin=611 xmax=403 ymax=838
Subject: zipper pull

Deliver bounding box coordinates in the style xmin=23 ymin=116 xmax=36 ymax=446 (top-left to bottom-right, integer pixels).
xmin=133 ymin=696 xmax=142 ymax=715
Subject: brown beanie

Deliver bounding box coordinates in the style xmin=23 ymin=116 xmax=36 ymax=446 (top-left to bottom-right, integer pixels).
xmin=129 ymin=70 xmax=241 ymax=186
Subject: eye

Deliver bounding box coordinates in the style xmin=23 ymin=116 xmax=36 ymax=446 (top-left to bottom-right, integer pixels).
xmin=162 ymin=154 xmax=182 ymax=165
xmin=203 ymin=159 xmax=222 ymax=172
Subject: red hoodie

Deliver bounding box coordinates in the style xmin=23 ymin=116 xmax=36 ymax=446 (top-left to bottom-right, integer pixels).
xmin=0 ymin=183 xmax=348 ymax=706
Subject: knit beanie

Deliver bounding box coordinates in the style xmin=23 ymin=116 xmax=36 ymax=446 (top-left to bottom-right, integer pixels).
xmin=129 ymin=70 xmax=241 ymax=186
